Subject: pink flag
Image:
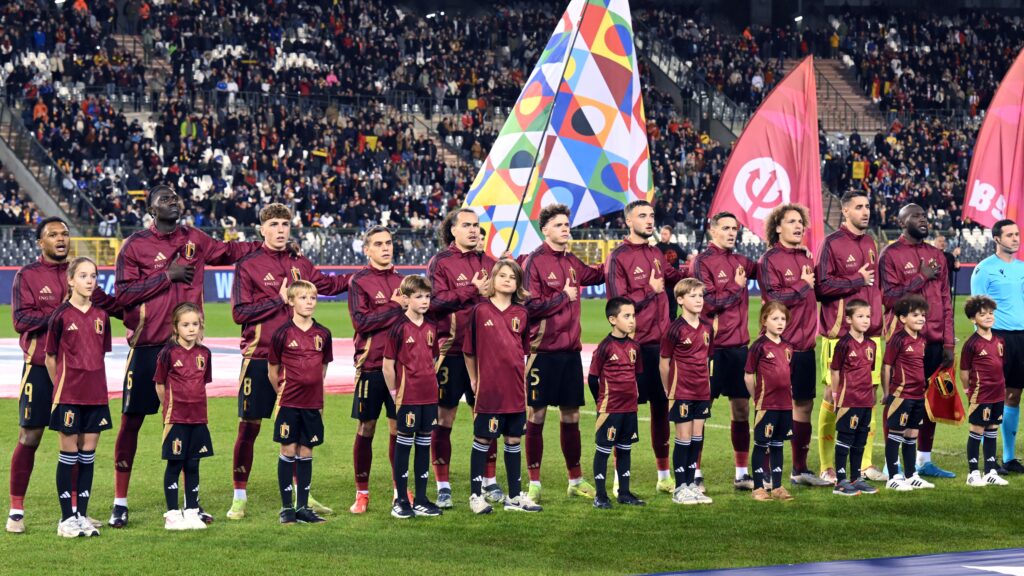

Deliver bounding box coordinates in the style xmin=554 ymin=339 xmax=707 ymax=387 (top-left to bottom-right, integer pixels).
xmin=962 ymin=48 xmax=1024 ymax=233
xmin=708 ymin=56 xmax=824 ymax=253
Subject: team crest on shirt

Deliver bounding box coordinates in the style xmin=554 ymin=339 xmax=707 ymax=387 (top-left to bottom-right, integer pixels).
xmin=680 ymin=404 xmax=689 ymax=418
xmin=850 ymin=415 xmax=860 ymax=430
xmin=196 ymin=355 xmax=206 ymax=370
xmin=629 ymin=349 xmax=637 ymax=364
xmin=184 ymin=241 xmax=197 ymax=260
xmin=280 ymin=422 xmax=290 ymax=439
xmin=95 ymin=319 xmax=104 ymax=334
xmin=703 ymin=331 xmax=710 ymax=346
xmin=983 ymin=407 xmax=992 ymax=421
xmin=765 ymin=423 xmax=775 ymax=438
xmin=406 ymin=411 xmax=416 ymax=428
xmin=607 ymin=426 xmax=617 ymax=442
xmin=868 ymin=249 xmax=875 ymax=263
xmin=172 ymin=438 xmax=183 ymax=456
xmin=426 ymin=331 xmax=434 ymax=346
xmin=314 ymin=335 xmax=324 ymax=351
xmin=569 ymin=268 xmax=577 ymax=283
xmin=290 ymin=267 xmax=301 ymax=281
xmin=785 ymin=348 xmax=792 ymax=362
xmin=488 ymin=417 xmax=499 ymax=433
xmin=899 ymin=412 xmax=909 ymax=427
xmin=63 ymin=410 xmax=74 ymax=427
xmin=865 ymin=348 xmax=875 ymax=362
xmin=999 ymin=343 xmax=1005 ymax=356
xmin=511 ymin=317 xmax=521 ymax=333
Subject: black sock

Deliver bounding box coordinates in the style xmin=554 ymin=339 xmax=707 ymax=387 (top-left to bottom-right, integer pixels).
xmin=849 ymin=429 xmax=868 ymax=482
xmin=295 ymin=456 xmax=312 ymax=509
xmin=984 ymin=430 xmax=999 ymax=473
xmin=886 ymin=433 xmax=903 ymax=478
xmin=967 ymin=432 xmax=982 ymax=473
xmin=769 ymin=442 xmax=783 ymax=489
xmin=394 ymin=434 xmax=413 ymax=503
xmin=504 ymin=441 xmax=522 ymax=497
xmin=594 ymin=445 xmax=611 ymax=499
xmin=470 ymin=440 xmax=489 ymax=496
xmin=57 ymin=451 xmax=77 ymax=521
xmin=753 ymin=441 xmax=769 ymax=488
xmin=835 ymin=432 xmax=854 ymax=483
xmin=414 ymin=435 xmax=431 ymax=502
xmin=672 ymin=438 xmax=690 ymax=488
xmin=687 ymin=435 xmax=703 ymax=485
xmin=278 ymin=455 xmax=295 ymax=509
xmin=902 ymin=437 xmax=917 ymax=477
xmin=615 ymin=444 xmax=632 ymax=496
xmin=184 ymin=459 xmax=200 ymax=509
xmin=76 ymin=450 xmax=95 ymax=517
xmin=164 ymin=459 xmax=184 ymax=510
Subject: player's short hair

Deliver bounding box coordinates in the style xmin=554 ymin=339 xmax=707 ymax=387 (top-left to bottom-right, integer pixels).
xmin=35 ymin=216 xmax=68 ymax=239
xmin=764 ymin=204 xmax=808 ymax=246
xmin=286 ymin=280 xmax=317 ymax=301
xmin=993 ymin=219 xmax=1017 ymax=238
xmin=482 ymin=258 xmax=530 ymax=303
xmin=623 ymin=200 xmax=652 ymax=218
xmin=171 ymin=302 xmax=205 ymax=342
xmin=146 ymin=183 xmax=176 ymax=206
xmin=363 ymin=225 xmax=391 ymax=243
xmin=840 ymin=190 xmax=868 ymax=206
xmin=893 ymin=294 xmax=929 ymax=318
xmin=964 ymin=295 xmax=997 ymax=320
xmin=844 ymin=298 xmax=871 ymax=318
xmin=710 ymin=212 xmax=738 ymax=227
xmin=439 ymin=208 xmax=476 ymax=245
xmin=760 ymin=300 xmax=790 ymax=326
xmin=64 ymin=256 xmax=97 ymax=299
xmin=674 ymin=277 xmax=705 ymax=299
xmin=660 ymin=225 xmax=674 ymax=233
xmin=606 ymin=297 xmax=635 ymax=319
xmin=538 ymin=204 xmax=570 ymax=230
xmin=259 ymin=202 xmax=292 ymax=223
xmin=400 ymin=274 xmax=431 ymax=296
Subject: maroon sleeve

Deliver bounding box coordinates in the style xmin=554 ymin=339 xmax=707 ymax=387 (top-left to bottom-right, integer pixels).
xmin=268 ymin=325 xmax=287 ymax=365
xmin=204 ymin=348 xmax=213 ymax=384
xmin=633 ymin=341 xmax=644 ymax=375
xmin=760 ymin=251 xmax=811 ymax=304
xmin=815 ymin=237 xmax=865 ymax=298
xmin=198 ymin=229 xmax=262 ymax=266
xmin=103 ymin=314 xmax=112 ymax=353
xmin=521 ymin=309 xmax=530 ymax=355
xmin=321 ymin=327 xmax=334 ymax=364
xmin=154 ymin=346 xmax=170 ymax=385
xmin=693 ymin=254 xmax=742 ymax=315
xmin=568 ymin=253 xmax=605 ymax=286
xmin=383 ymin=322 xmax=401 ymax=360
xmin=879 ymin=246 xmax=926 ymax=308
xmin=523 ymin=253 xmax=567 ymax=320
xmin=428 ymin=255 xmax=479 ymax=314
xmin=869 ymin=340 xmax=878 ymax=371
xmin=660 ymin=321 xmax=678 ymax=358
xmin=12 ymin=269 xmax=48 ymax=334
xmin=589 ymin=340 xmax=606 ymax=377
xmin=830 ymin=338 xmax=847 ymax=371
xmin=744 ymin=340 xmax=760 ymax=374
xmin=231 ymin=260 xmax=286 ymax=325
xmin=91 ymin=287 xmax=123 ymax=320
xmin=348 ymin=276 xmax=404 ymax=333
xmin=959 ymin=338 xmax=974 ymax=371
xmin=883 ymin=332 xmax=900 ymax=366
xmin=115 ymin=237 xmax=172 ymax=308
xmin=305 ymin=260 xmax=350 ymax=296
xmin=44 ymin=308 xmax=62 ymax=355
xmin=463 ymin=305 xmax=477 ymax=356
xmin=431 ymin=323 xmax=440 ymax=358
xmin=605 ymin=248 xmax=628 ymax=300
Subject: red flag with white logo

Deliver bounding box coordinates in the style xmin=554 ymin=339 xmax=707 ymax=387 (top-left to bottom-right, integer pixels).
xmin=962 ymin=48 xmax=1024 ymax=236
xmin=709 ymin=56 xmax=824 ymax=253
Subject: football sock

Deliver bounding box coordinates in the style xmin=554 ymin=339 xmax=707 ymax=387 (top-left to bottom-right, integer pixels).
xmin=650 ymin=402 xmax=670 ymax=471
xmin=431 ymin=425 xmax=452 ymax=484
xmin=615 ymin=444 xmax=632 ymax=495
xmin=1002 ymin=405 xmax=1019 ymax=462
xmin=560 ymin=421 xmax=582 ymax=480
xmin=114 ymin=413 xmax=145 ymax=500
xmin=984 ymin=430 xmax=999 ymax=473
xmin=9 ymin=442 xmax=37 ymax=511
xmin=967 ymin=432 xmax=982 ymax=473
xmin=393 ymin=433 xmax=413 ymax=503
xmin=76 ymin=450 xmax=95 ymax=518
xmin=164 ymin=459 xmax=184 ymax=510
xmin=835 ymin=431 xmax=853 ymax=483
xmin=414 ymin=435 xmax=431 ymax=502
xmin=232 ymin=420 xmax=261 ymax=490
xmin=862 ymin=408 xmax=878 ymax=468
xmin=849 ymin=429 xmax=867 ymax=482
xmin=672 ymin=438 xmax=690 ymax=488
xmin=57 ymin=451 xmax=76 ymax=521
xmin=295 ymin=456 xmax=312 ymax=510
xmin=353 ymin=433 xmax=372 ymax=492
xmin=918 ymin=417 xmax=936 ymax=455
xmin=593 ymin=445 xmax=611 ymax=499
xmin=184 ymin=459 xmax=200 ymax=510
xmin=902 ymin=437 xmax=918 ymax=477
xmin=470 ymin=441 xmax=489 ymax=496
xmin=731 ymin=421 xmax=750 ymax=473
xmin=818 ymin=400 xmax=837 ymax=471
xmin=885 ymin=433 xmax=903 ymax=478
xmin=485 ymin=441 xmax=498 ymax=481
xmin=791 ymin=420 xmax=811 ymax=473
xmin=769 ymin=442 xmax=783 ymax=489
xmin=504 ymin=442 xmax=522 ymax=496
xmin=277 ymin=455 xmax=295 ymax=509
xmin=753 ymin=441 xmax=769 ymax=488
xmin=525 ymin=421 xmax=543 ymax=482
xmin=687 ymin=435 xmax=703 ymax=485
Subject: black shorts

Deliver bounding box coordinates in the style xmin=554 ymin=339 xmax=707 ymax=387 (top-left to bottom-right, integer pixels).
xmin=49 ymin=404 xmax=113 ymax=435
xmin=637 ymin=345 xmax=667 ymax=405
xmin=351 ymin=371 xmax=396 ymax=421
xmin=968 ymin=402 xmax=1005 ymax=427
xmin=886 ymin=396 xmax=925 ymax=431
xmin=162 ymin=423 xmax=214 ymax=460
xmin=595 ymin=412 xmax=639 ymax=447
xmin=790 ymin=349 xmax=817 ymax=401
xmin=472 ymin=411 xmax=526 ymax=440
xmin=123 ymin=345 xmax=162 ymax=415
xmin=17 ymin=363 xmax=52 ymax=427
xmin=238 ymin=359 xmax=276 ymax=420
xmin=754 ymin=409 xmax=793 ymax=444
xmin=396 ymin=404 xmax=439 ymax=435
xmin=836 ymin=407 xmax=872 ymax=435
xmin=994 ymin=330 xmax=1024 ymax=390
xmin=437 ymin=355 xmax=475 ymax=409
xmin=711 ymin=346 xmax=750 ymax=400
xmin=274 ymin=407 xmax=325 ymax=447
xmin=526 ymin=351 xmax=585 ymax=408
xmin=669 ymin=399 xmax=712 ymax=423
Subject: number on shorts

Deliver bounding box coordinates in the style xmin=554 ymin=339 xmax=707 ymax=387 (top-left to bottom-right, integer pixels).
xmin=126 ymin=370 xmax=133 ymax=390
xmin=24 ymin=383 xmax=32 ymax=403
xmin=529 ymin=368 xmax=540 ymax=387
xmin=438 ymin=367 xmax=449 ymax=386
xmin=243 ymin=377 xmax=252 ymax=396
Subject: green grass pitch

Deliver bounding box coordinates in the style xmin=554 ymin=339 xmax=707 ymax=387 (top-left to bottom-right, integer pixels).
xmin=0 ymin=299 xmax=1020 ymax=575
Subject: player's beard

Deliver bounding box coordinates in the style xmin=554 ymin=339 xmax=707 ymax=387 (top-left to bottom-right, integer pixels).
xmin=906 ymin=225 xmax=929 ymax=241
xmin=633 ymin=226 xmax=653 ymax=240
xmin=46 ymin=250 xmax=69 ymax=263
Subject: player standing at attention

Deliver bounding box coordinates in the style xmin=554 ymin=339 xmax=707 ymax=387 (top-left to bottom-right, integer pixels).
xmin=383 ymin=275 xmax=443 ymax=519
xmin=155 ymin=303 xmax=213 ymax=530
xmin=758 ymin=204 xmax=831 ymax=488
xmin=590 ymin=297 xmax=646 ymax=509
xmin=228 ymin=203 xmax=348 ymax=519
xmin=428 ymin=209 xmax=498 ymax=508
xmin=8 ymin=218 xmax=119 ymax=534
xmin=112 ymin=184 xmax=262 ymax=528
xmin=970 ymin=219 xmax=1024 ymax=475
xmin=521 ymin=203 xmax=605 ymax=503
xmin=692 ymin=212 xmax=758 ymax=491
xmin=46 ymin=257 xmax=112 ymax=538
xmin=815 ymin=190 xmax=886 ymax=484
xmin=960 ymin=296 xmax=1010 ymax=487
xmin=268 ymin=281 xmax=334 ymax=525
xmin=464 ymin=260 xmax=541 ymax=514
xmin=607 ymin=200 xmax=686 ymax=494
xmin=660 ymin=278 xmax=714 ymax=505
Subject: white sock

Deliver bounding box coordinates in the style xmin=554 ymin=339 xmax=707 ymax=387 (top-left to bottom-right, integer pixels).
xmin=436 ymin=481 xmax=451 ymax=491
xmin=9 ymin=508 xmax=23 ymax=516
xmin=657 ymin=469 xmax=670 ymax=480
xmin=917 ymin=451 xmax=931 ymax=466
xmin=356 ymin=490 xmax=369 ymax=495
xmin=483 ymin=477 xmax=497 ymax=486
xmin=233 ymin=489 xmax=247 ymax=500
xmin=530 ymin=480 xmax=541 ymax=487
xmin=735 ymin=466 xmax=748 ymax=480
xmin=113 ymin=497 xmax=128 ymax=507
xmin=568 ymin=477 xmax=581 ymax=486
xmin=695 ymin=468 xmax=704 ymax=479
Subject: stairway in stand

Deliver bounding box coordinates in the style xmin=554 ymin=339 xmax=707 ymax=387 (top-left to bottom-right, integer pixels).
xmin=783 ymin=58 xmax=888 ymax=134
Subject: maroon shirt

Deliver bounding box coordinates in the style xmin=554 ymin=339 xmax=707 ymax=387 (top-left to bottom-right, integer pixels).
xmin=660 ymin=317 xmax=714 ymax=401
xmin=830 ymin=334 xmax=877 ymax=409
xmin=745 ymin=335 xmax=793 ymax=411
xmin=523 ymin=243 xmax=604 ymax=353
xmin=815 ymin=226 xmax=883 ymax=338
xmin=606 ymin=239 xmax=685 ymax=347
xmin=116 ymin=225 xmax=260 ymax=347
xmin=12 ymin=257 xmax=119 ymax=365
xmin=348 ymin=266 xmax=404 ymax=374
xmin=384 ymin=316 xmax=440 ymax=406
xmin=269 ymin=320 xmax=333 ymax=409
xmin=961 ymin=333 xmax=1006 ymax=405
xmin=692 ymin=244 xmax=758 ymax=348
xmin=883 ymin=328 xmax=926 ymax=399
xmin=427 ymin=244 xmax=495 ymax=356
xmin=878 ymin=236 xmax=954 ymax=349
xmin=232 ymin=246 xmax=349 ymax=360
xmin=589 ymin=334 xmax=642 ymax=413
xmin=464 ymin=300 xmax=529 ymax=414
xmin=759 ymin=244 xmax=817 ymax=351
xmin=45 ymin=302 xmax=112 ymax=406
xmin=155 ymin=341 xmax=212 ymax=424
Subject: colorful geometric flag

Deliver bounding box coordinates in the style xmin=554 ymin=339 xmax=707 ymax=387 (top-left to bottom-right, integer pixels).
xmin=463 ymin=0 xmax=652 ymax=259
xmin=708 ymin=57 xmax=825 ymax=253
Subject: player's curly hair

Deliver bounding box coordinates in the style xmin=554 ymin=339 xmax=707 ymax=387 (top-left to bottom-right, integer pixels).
xmin=482 ymin=258 xmax=530 ymax=303
xmin=964 ymin=295 xmax=997 ymax=320
xmin=538 ymin=203 xmax=570 ymax=230
xmin=439 ymin=208 xmax=477 ymax=246
xmin=259 ymin=203 xmax=292 ymax=223
xmin=893 ymin=294 xmax=929 ymax=318
xmin=764 ymin=204 xmax=808 ymax=246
